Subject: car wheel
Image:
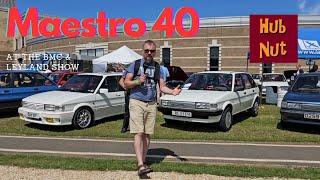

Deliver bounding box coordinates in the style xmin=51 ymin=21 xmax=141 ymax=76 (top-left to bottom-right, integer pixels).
xmin=72 ymin=107 xmax=93 ymax=129
xmin=249 ymin=99 xmax=259 ymax=117
xmin=219 ymin=107 xmax=233 ymax=132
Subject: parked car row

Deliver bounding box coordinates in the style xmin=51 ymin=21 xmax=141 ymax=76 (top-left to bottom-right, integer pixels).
xmin=1 ymin=69 xmax=320 ymax=131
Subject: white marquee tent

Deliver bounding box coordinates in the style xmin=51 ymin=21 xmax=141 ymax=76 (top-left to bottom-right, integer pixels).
xmin=92 ymin=46 xmax=142 ymax=73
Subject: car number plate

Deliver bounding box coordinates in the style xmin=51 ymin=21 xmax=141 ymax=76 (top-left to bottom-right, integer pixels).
xmin=172 ymin=111 xmax=192 ymax=117
xmin=304 ymin=113 xmax=320 ymax=120
xmin=27 ymin=112 xmax=39 ymax=119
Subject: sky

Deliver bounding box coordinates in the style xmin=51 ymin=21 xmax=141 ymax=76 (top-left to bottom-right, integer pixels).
xmin=15 ymin=0 xmax=320 ymax=22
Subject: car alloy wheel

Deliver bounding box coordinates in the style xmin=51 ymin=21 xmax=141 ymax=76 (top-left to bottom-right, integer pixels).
xmin=73 ymin=108 xmax=93 ymax=129
xmin=250 ymin=99 xmax=259 ymax=117
xmin=219 ymin=107 xmax=233 ymax=132
xmin=225 ymin=111 xmax=232 ymax=129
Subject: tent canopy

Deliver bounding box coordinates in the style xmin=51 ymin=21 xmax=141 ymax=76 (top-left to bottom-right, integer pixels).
xmin=92 ymin=46 xmax=142 ymax=72
xmin=298 ymin=28 xmax=320 ymax=59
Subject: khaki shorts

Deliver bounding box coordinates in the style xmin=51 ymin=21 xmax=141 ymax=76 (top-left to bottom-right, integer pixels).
xmin=129 ymin=98 xmax=157 ymax=135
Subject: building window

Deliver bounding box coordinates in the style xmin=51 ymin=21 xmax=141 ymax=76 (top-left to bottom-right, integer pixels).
xmin=15 ymin=39 xmax=18 ymax=50
xmin=263 ymin=63 xmax=272 ymax=73
xmin=21 ymin=37 xmax=25 ymax=47
xmin=162 ymin=48 xmax=171 ymax=66
xmin=209 ymin=47 xmax=219 ymax=71
xmin=79 ymin=48 xmax=104 ymax=57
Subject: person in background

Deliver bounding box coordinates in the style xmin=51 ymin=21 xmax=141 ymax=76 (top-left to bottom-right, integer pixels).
xmin=309 ymin=64 xmax=318 ymax=73
xmin=160 ymin=61 xmax=170 ymax=82
xmin=157 ymin=61 xmax=170 ymax=102
xmin=296 ymin=64 xmax=304 ymax=75
xmin=119 ymin=68 xmax=130 ymax=133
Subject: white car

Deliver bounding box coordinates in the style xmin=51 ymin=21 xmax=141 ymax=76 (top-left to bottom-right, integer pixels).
xmin=261 ymin=73 xmax=289 ymax=96
xmin=159 ymin=71 xmax=260 ymax=131
xmin=18 ymin=73 xmax=125 ymax=129
xmin=251 ymin=73 xmax=262 ymax=86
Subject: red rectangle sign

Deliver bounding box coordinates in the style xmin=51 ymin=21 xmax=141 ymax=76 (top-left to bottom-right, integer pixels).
xmin=250 ymin=15 xmax=297 ymax=63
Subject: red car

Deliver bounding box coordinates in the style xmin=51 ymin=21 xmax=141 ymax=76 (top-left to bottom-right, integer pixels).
xmin=49 ymin=71 xmax=78 ymax=86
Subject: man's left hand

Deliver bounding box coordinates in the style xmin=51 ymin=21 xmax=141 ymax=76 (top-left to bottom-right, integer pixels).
xmin=172 ymin=86 xmax=182 ymax=96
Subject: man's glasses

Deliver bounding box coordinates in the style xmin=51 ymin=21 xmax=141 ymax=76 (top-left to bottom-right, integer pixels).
xmin=144 ymin=49 xmax=156 ymax=53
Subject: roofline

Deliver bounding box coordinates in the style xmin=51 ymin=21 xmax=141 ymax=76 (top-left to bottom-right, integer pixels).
xmin=23 ymin=14 xmax=320 ymax=46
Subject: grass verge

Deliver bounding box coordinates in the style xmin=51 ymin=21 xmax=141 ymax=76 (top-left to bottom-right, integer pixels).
xmin=0 ymin=153 xmax=319 ymax=179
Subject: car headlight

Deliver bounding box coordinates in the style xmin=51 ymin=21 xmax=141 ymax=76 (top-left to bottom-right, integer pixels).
xmin=195 ymin=102 xmax=210 ymax=109
xmin=287 ymin=103 xmax=301 ymax=109
xmin=161 ymin=100 xmax=171 ymax=106
xmin=44 ymin=104 xmax=65 ymax=111
xmin=22 ymin=101 xmax=29 ymax=107
xmin=281 ymin=101 xmax=288 ymax=108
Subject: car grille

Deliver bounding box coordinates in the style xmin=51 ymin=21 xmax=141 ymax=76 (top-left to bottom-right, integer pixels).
xmin=169 ymin=101 xmax=195 ymax=109
xmin=24 ymin=103 xmax=44 ymax=111
xmin=301 ymin=104 xmax=320 ymax=112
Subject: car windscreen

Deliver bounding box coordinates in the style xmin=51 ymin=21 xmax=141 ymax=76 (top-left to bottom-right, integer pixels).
xmin=291 ymin=75 xmax=320 ymax=93
xmin=252 ymin=74 xmax=261 ymax=80
xmin=60 ymin=75 xmax=102 ymax=93
xmin=183 ymin=73 xmax=232 ymax=91
xmin=262 ymin=74 xmax=286 ymax=82
xmin=48 ymin=74 xmax=62 ymax=83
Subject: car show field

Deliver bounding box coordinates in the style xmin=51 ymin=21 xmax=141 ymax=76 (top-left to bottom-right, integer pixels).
xmin=1 ymin=104 xmax=320 ymax=143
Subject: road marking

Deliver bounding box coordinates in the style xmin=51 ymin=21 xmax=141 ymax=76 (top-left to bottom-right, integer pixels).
xmin=0 ymin=135 xmax=319 ymax=148
xmin=0 ymin=148 xmax=320 ymax=165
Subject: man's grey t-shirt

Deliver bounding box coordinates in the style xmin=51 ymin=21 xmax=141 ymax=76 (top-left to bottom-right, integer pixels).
xmin=126 ymin=59 xmax=164 ymax=102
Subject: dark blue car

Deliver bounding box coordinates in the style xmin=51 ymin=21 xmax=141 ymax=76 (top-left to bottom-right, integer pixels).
xmin=280 ymin=72 xmax=320 ymax=126
xmin=0 ymin=70 xmax=58 ymax=109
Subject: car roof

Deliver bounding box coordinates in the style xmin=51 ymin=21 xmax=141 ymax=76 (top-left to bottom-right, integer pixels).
xmin=196 ymin=71 xmax=250 ymax=75
xmin=298 ymin=72 xmax=320 ymax=76
xmin=79 ymin=72 xmax=123 ymax=77
xmin=0 ymin=70 xmax=39 ymax=73
xmin=263 ymin=73 xmax=284 ymax=75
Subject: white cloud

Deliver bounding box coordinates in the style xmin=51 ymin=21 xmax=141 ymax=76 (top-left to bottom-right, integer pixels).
xmin=298 ymin=0 xmax=320 ymax=15
xmin=298 ymin=0 xmax=306 ymax=12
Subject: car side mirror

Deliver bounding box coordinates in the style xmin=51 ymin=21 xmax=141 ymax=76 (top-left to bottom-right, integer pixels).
xmin=99 ymin=88 xmax=109 ymax=94
xmin=234 ymin=86 xmax=244 ymax=92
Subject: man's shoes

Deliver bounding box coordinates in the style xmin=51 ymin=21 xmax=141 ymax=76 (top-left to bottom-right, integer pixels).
xmin=137 ymin=164 xmax=152 ymax=176
xmin=121 ymin=128 xmax=128 ymax=133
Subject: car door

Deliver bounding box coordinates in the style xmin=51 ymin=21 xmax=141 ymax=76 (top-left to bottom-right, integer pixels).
xmin=233 ymin=74 xmax=246 ymax=113
xmin=241 ymin=73 xmax=257 ymax=109
xmin=11 ymin=72 xmax=37 ymax=101
xmin=0 ymin=72 xmax=16 ymax=108
xmin=95 ymin=75 xmax=125 ymax=118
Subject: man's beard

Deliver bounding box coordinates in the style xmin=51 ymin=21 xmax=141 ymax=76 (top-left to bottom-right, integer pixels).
xmin=145 ymin=55 xmax=153 ymax=61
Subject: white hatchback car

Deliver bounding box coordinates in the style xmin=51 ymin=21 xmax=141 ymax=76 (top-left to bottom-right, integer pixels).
xmin=18 ymin=73 xmax=125 ymax=129
xmin=159 ymin=71 xmax=260 ymax=131
xmin=261 ymin=73 xmax=289 ymax=96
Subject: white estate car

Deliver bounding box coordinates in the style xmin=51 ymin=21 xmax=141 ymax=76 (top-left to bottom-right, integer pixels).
xmin=18 ymin=73 xmax=125 ymax=129
xmin=159 ymin=71 xmax=260 ymax=131
xmin=261 ymin=73 xmax=289 ymax=96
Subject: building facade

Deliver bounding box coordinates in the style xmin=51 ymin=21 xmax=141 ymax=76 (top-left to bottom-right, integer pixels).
xmin=5 ymin=14 xmax=320 ymax=73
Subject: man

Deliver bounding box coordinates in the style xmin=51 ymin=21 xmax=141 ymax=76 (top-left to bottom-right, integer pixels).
xmin=124 ymin=40 xmax=181 ymax=176
xmin=309 ymin=64 xmax=318 ymax=73
xmin=119 ymin=69 xmax=129 ymax=133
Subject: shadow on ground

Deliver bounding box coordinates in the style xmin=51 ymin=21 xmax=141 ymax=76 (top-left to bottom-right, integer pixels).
xmin=146 ymin=148 xmax=187 ymax=165
xmin=277 ymin=122 xmax=320 ymax=135
xmin=0 ymin=109 xmax=19 ymax=118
